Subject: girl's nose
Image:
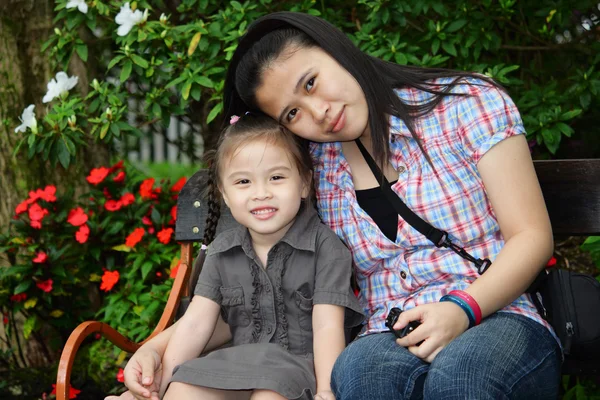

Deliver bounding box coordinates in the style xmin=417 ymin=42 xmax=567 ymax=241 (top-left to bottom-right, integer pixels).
xmin=252 ymin=183 xmax=272 ymax=200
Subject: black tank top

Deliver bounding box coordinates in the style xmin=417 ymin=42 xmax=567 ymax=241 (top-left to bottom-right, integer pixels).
xmin=355 ymin=181 xmax=399 ymax=242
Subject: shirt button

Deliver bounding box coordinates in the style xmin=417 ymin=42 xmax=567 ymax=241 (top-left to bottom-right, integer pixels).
xmin=400 ymin=271 xmax=407 ymax=279
xmin=397 ymin=165 xmax=406 ymax=174
xmin=267 ymin=326 xmax=272 ymax=334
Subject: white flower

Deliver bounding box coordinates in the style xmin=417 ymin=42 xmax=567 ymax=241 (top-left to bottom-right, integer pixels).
xmin=115 ymin=2 xmax=148 ymax=37
xmin=43 ymin=72 xmax=79 ymax=103
xmin=14 ymin=105 xmax=37 ymax=134
xmin=66 ymin=0 xmax=88 ymax=14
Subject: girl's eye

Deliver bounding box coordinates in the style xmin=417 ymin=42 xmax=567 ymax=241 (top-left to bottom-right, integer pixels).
xmin=236 ymin=179 xmax=250 ymax=185
xmin=305 ymin=77 xmax=315 ymax=92
xmin=286 ymin=108 xmax=298 ymax=122
xmin=271 ymin=175 xmax=284 ymax=181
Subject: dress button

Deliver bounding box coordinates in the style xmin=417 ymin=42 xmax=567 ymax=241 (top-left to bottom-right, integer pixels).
xmin=265 ymin=286 xmax=271 ymax=293
xmin=400 ymin=271 xmax=407 ymax=279
xmin=267 ymin=326 xmax=272 ymax=334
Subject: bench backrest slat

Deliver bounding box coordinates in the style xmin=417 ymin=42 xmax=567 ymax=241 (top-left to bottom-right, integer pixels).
xmin=176 ymin=160 xmax=600 ymax=242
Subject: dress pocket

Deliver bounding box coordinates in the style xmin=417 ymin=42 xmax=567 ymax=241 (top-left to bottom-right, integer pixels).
xmin=294 ymin=290 xmax=313 ymax=331
xmin=219 ymin=286 xmax=250 ymax=327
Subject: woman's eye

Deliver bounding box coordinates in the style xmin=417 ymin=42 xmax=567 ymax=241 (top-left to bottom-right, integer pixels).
xmin=286 ymin=108 xmax=298 ymax=122
xmin=305 ymin=77 xmax=315 ymax=92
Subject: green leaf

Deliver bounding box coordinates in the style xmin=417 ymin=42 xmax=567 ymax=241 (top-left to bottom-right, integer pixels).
xmin=182 ymin=81 xmax=192 ymax=100
xmin=120 ymin=61 xmax=133 ymax=83
xmin=195 ymin=76 xmax=214 ymax=88
xmin=23 ymin=315 xmax=37 ymax=340
xmin=107 ymin=55 xmax=125 ymax=71
xmin=560 ymin=109 xmax=582 ymax=121
xmin=75 ymin=44 xmax=88 ymax=62
xmin=57 ymin=139 xmax=71 ymax=169
xmin=130 ymin=54 xmax=149 ymax=68
xmin=207 ymin=102 xmax=223 ymax=124
xmin=231 ymin=1 xmax=242 ymax=10
xmin=431 ymin=39 xmax=440 ymax=55
xmin=555 ymin=122 xmax=573 ymax=137
xmin=14 ymin=280 xmax=32 ymax=295
xmin=141 ymin=261 xmax=153 ymax=280
xmin=441 ymin=41 xmax=457 ymax=57
xmin=541 ymin=128 xmax=561 ymax=154
xmin=446 ymin=20 xmax=467 ymax=32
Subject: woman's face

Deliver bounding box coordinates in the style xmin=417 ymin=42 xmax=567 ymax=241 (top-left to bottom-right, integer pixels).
xmin=254 ymin=45 xmax=370 ymax=143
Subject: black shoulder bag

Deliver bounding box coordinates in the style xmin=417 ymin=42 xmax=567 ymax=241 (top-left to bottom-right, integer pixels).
xmin=354 ymin=139 xmax=600 ymax=361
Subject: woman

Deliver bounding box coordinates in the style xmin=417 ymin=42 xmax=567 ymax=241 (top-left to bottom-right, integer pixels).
xmin=109 ymin=11 xmax=561 ymax=400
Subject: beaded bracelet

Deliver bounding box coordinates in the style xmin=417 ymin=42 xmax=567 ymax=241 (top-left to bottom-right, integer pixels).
xmin=440 ymin=294 xmax=476 ymax=329
xmin=448 ymin=290 xmax=482 ymax=326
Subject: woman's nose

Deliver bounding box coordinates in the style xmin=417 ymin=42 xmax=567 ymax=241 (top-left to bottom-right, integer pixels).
xmin=308 ymin=98 xmax=329 ymax=123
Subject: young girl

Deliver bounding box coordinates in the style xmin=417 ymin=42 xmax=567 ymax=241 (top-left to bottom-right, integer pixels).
xmin=158 ymin=114 xmax=363 ymax=400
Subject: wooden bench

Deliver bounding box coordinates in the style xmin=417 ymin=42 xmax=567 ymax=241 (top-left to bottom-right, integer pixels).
xmin=55 ymin=159 xmax=600 ymax=399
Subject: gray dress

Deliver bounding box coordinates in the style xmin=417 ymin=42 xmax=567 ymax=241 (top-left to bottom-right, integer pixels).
xmin=170 ymin=205 xmax=364 ymax=399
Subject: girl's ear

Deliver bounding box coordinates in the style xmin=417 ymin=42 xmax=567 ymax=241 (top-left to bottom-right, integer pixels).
xmin=301 ymin=174 xmax=312 ymax=199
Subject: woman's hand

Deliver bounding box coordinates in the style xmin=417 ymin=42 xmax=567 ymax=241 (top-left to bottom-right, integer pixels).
xmin=393 ymin=302 xmax=470 ymax=363
xmin=104 ymin=347 xmax=163 ymax=400
xmin=315 ymin=390 xmax=336 ymax=400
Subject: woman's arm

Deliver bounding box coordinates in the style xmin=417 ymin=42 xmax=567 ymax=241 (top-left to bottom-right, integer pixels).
xmin=395 ymin=134 xmax=553 ymax=361
xmin=159 ymin=295 xmax=221 ymax=397
xmin=312 ymin=304 xmax=346 ymax=399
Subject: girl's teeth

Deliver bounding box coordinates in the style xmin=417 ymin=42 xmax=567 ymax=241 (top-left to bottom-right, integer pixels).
xmin=252 ymin=209 xmax=275 ymax=215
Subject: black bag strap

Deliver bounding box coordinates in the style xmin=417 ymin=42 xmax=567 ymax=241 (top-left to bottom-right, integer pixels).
xmin=354 ymin=139 xmax=491 ymax=275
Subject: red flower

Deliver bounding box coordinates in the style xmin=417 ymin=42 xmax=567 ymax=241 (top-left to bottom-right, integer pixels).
xmin=30 ymin=220 xmax=42 ymax=229
xmin=104 ymin=199 xmax=122 ymax=212
xmin=100 ymin=270 xmax=119 ymax=291
xmin=36 ymin=279 xmax=53 ymax=293
xmin=50 ymin=384 xmax=81 ymax=399
xmin=28 ymin=203 xmax=49 ymax=221
xmin=103 ymin=187 xmax=112 ymax=199
xmin=116 ymin=368 xmax=125 ymax=383
xmin=125 ymin=228 xmax=145 ymax=247
xmin=86 ymin=167 xmax=110 ymax=185
xmin=15 ymin=200 xmax=29 ymax=215
xmin=33 ymin=251 xmax=48 ymax=263
xmin=169 ymin=206 xmax=177 ymax=225
xmin=39 ymin=185 xmax=57 ymax=202
xmin=546 ymin=256 xmax=557 ymax=268
xmin=170 ymin=261 xmax=180 ymax=278
xmin=109 ymin=160 xmax=124 ymax=173
xmin=171 ymin=177 xmax=186 ymax=192
xmin=140 ymin=178 xmax=155 ymax=199
xmin=120 ymin=192 xmax=135 ymax=206
xmin=113 ymin=171 xmax=126 ymax=183
xmin=141 ymin=216 xmax=153 ymax=226
xmin=67 ymin=207 xmax=88 ymax=226
xmin=157 ymin=228 xmax=173 ymax=244
xmin=75 ymin=224 xmax=90 ymax=244
xmin=156 ymin=271 xmax=163 ymax=277
xmin=10 ymin=293 xmax=27 ymax=302
xmin=3 ymin=314 xmax=8 ymax=325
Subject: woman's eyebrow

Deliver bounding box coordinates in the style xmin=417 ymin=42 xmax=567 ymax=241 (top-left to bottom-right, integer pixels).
xmin=277 ymin=68 xmax=313 ymax=124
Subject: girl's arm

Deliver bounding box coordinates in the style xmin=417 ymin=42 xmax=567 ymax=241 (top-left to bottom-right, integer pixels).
xmin=396 ymin=134 xmax=553 ymax=361
xmin=312 ymin=304 xmax=346 ymax=399
xmin=158 ymin=295 xmax=221 ymax=397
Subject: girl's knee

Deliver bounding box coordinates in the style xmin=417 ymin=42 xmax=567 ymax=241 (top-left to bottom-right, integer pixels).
xmin=250 ymin=389 xmax=286 ymax=400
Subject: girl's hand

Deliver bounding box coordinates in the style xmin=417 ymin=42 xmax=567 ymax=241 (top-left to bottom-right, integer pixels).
xmin=315 ymin=390 xmax=336 ymax=400
xmin=393 ymin=302 xmax=470 ymax=363
xmin=104 ymin=347 xmax=162 ymax=400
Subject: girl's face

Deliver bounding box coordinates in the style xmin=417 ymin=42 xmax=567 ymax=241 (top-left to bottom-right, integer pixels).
xmin=220 ymin=139 xmax=309 ymax=244
xmin=254 ymin=46 xmax=370 ymax=143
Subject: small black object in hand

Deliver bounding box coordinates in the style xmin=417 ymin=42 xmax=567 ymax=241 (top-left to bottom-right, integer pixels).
xmin=385 ymin=307 xmax=421 ymax=339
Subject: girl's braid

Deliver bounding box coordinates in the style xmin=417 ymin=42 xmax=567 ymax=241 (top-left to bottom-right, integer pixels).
xmin=201 ymin=161 xmax=221 ymax=246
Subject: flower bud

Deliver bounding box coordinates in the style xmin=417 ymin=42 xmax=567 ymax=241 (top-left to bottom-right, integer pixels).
xmin=160 ymin=13 xmax=167 ymax=23
xmin=54 ymin=28 xmax=61 ymax=36
xmin=106 ymin=107 xmax=113 ymax=120
xmin=92 ymin=79 xmax=100 ymax=90
xmin=161 ymin=30 xmax=167 ymax=38
xmin=68 ymin=115 xmax=77 ymax=128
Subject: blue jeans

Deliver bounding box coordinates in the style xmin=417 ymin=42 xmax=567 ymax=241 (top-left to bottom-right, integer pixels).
xmin=331 ymin=312 xmax=561 ymax=400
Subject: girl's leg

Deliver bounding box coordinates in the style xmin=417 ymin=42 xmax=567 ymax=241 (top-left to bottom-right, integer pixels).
xmin=331 ymin=332 xmax=429 ymax=400
xmin=424 ymin=312 xmax=561 ymax=400
xmin=250 ymin=389 xmax=287 ymax=400
xmin=163 ymin=383 xmax=251 ymax=400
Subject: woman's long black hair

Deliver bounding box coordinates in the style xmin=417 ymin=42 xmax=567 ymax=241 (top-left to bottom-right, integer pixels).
xmin=223 ymin=11 xmax=500 ymax=167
